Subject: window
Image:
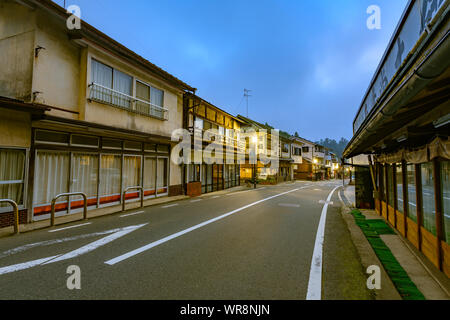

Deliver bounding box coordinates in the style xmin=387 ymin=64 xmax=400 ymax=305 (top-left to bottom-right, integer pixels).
xmin=71 ymin=135 xmax=99 ymax=148
xmin=0 ymin=149 xmax=26 ymax=209
xmin=33 ymin=152 xmax=70 ymax=215
xmin=282 ymin=143 xmax=289 ymax=153
xmin=91 ymin=59 xmax=132 ymax=109
xmin=302 ymin=147 xmax=309 ymax=153
xmin=387 ymin=165 xmax=395 ymax=208
xmin=194 ymin=118 xmax=204 ymax=130
xmin=123 ymin=156 xmax=141 ymax=191
xmin=407 ymin=164 xmax=417 ymax=222
xmin=113 ymin=69 xmax=133 ymax=108
xmin=102 ymin=139 xmax=122 ymax=150
xmin=99 ymin=154 xmax=121 ymax=205
xmin=143 ymin=157 xmax=156 ymax=197
xmin=421 ymin=162 xmax=436 ymax=235
xmin=35 ymin=130 xmax=69 ymax=145
xmin=156 ymin=158 xmax=168 ymax=194
xmin=396 ymin=163 xmax=404 ymax=213
xmin=71 ymin=153 xmax=98 ymax=208
xmin=441 ymin=161 xmax=450 ymax=243
xmin=124 ymin=141 xmax=142 ymax=151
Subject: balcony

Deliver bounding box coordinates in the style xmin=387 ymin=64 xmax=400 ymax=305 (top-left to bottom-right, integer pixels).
xmin=89 ymin=83 xmax=168 ymax=120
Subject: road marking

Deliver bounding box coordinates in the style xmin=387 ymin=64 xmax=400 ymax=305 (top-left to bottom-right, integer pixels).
xmin=0 ymin=224 xmax=147 ymax=275
xmin=306 ymin=186 xmax=339 ymax=300
xmin=48 ymin=222 xmax=92 ymax=233
xmin=190 ymin=199 xmax=202 ymax=203
xmin=278 ymin=203 xmax=300 ymax=208
xmin=211 ymin=196 xmax=220 ymax=199
xmin=120 ymin=211 xmax=145 ymax=218
xmin=162 ymin=204 xmax=178 ymax=208
xmin=319 ymin=200 xmax=333 ymax=205
xmin=104 ymin=188 xmax=300 ymax=266
xmin=43 ymin=224 xmax=147 ymax=264
xmin=0 ymin=227 xmax=138 ymax=259
xmin=314 ymin=189 xmax=321 ymax=191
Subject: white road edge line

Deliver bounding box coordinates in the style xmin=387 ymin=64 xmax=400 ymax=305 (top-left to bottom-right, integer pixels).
xmin=48 ymin=222 xmax=92 ymax=233
xmin=120 ymin=211 xmax=145 ymax=218
xmin=306 ymin=186 xmax=339 ymax=300
xmin=104 ymin=188 xmax=300 ymax=266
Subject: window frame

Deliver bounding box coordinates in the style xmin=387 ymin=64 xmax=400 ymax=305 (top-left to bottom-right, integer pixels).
xmin=0 ymin=147 xmax=29 ymax=213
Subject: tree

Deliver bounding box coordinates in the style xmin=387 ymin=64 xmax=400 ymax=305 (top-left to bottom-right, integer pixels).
xmin=315 ymin=137 xmax=349 ymax=158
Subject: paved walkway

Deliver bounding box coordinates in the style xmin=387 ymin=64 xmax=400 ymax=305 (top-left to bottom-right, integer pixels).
xmin=340 ymin=185 xmax=450 ymax=300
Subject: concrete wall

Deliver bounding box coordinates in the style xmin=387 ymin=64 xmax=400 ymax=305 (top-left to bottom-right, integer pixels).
xmin=0 ymin=108 xmax=31 ymax=148
xmin=0 ymin=1 xmax=35 ymax=101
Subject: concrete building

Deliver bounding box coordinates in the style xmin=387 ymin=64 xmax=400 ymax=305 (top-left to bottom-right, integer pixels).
xmin=344 ymin=0 xmax=450 ymax=277
xmin=0 ymin=0 xmax=196 ymax=227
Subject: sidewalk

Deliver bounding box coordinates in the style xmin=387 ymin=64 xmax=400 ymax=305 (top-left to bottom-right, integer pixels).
xmin=0 ymin=184 xmax=253 ymax=239
xmin=339 ymin=185 xmax=450 ymax=300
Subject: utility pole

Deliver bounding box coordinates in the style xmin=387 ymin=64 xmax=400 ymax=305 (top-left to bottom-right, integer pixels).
xmin=244 ymin=89 xmax=252 ymax=117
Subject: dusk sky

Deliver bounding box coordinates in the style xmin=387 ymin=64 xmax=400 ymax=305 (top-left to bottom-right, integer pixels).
xmin=55 ymin=0 xmax=408 ymax=142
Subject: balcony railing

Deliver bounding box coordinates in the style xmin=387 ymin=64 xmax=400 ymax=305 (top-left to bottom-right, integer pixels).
xmin=89 ymin=83 xmax=168 ymax=120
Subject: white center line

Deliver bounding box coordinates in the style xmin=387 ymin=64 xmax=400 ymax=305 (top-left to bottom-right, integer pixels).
xmin=162 ymin=204 xmax=179 ymax=208
xmin=211 ymin=196 xmax=220 ymax=199
xmin=105 ymin=188 xmax=300 ymax=266
xmin=120 ymin=211 xmax=145 ymax=218
xmin=306 ymin=185 xmax=339 ymax=300
xmin=48 ymin=222 xmax=92 ymax=233
xmin=190 ymin=199 xmax=202 ymax=203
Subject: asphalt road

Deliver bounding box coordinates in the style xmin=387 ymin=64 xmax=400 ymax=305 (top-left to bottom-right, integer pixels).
xmin=0 ymin=180 xmax=372 ymax=300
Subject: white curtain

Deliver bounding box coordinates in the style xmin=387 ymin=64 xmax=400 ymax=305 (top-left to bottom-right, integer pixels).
xmin=123 ymin=156 xmax=141 ymax=189
xmin=144 ymin=157 xmax=156 ymax=193
xmin=34 ymin=152 xmax=69 ymax=206
xmin=156 ymin=158 xmax=167 ymax=191
xmin=113 ymin=69 xmax=132 ymax=108
xmin=150 ymin=86 xmax=164 ymax=118
xmin=91 ymin=60 xmax=113 ymax=103
xmin=92 ymin=60 xmax=113 ymax=88
xmin=99 ymin=155 xmax=121 ymax=203
xmin=72 ymin=154 xmax=98 ymax=202
xmin=0 ymin=149 xmax=25 ymax=207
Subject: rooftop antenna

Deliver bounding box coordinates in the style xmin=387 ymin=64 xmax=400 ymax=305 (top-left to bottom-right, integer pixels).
xmin=244 ymin=88 xmax=252 ymax=117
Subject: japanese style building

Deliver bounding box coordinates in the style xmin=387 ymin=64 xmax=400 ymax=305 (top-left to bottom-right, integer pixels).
xmin=344 ymin=0 xmax=450 ymax=277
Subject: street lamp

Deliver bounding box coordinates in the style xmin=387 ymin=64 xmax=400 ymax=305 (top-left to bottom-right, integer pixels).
xmin=313 ymin=158 xmax=318 ymax=181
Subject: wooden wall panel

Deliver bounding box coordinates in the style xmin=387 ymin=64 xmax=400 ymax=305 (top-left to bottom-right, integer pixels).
xmin=395 ymin=211 xmax=405 ymax=236
xmin=388 ymin=205 xmax=396 ymax=227
xmin=381 ymin=201 xmax=387 ymax=220
xmin=420 ymin=227 xmax=439 ymax=268
xmin=375 ymin=199 xmax=380 ymax=215
xmin=407 ymin=218 xmax=419 ymax=249
xmin=441 ymin=240 xmax=450 ymax=278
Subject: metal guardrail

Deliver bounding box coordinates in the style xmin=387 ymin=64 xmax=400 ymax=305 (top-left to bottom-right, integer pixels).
xmin=51 ymin=192 xmax=87 ymax=227
xmin=0 ymin=199 xmax=19 ymax=234
xmin=122 ymin=186 xmax=144 ymax=212
xmin=89 ymin=83 xmax=169 ymax=120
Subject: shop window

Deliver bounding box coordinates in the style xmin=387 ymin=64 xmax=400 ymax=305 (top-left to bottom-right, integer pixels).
xmin=102 ymin=138 xmax=122 ymax=150
xmin=99 ymin=154 xmax=121 ymax=205
xmin=441 ymin=161 xmax=450 ymax=243
xmin=156 ymin=158 xmax=168 ymax=194
xmin=71 ymin=153 xmax=98 ymax=208
xmin=124 ymin=141 xmax=142 ymax=151
xmin=406 ymin=164 xmax=417 ymax=222
xmin=123 ymin=156 xmax=141 ymax=191
xmin=71 ymin=135 xmax=99 ymax=148
xmin=33 ymin=151 xmax=70 ymax=215
xmin=0 ymin=149 xmax=26 ymax=209
xmin=35 ymin=130 xmax=69 ymax=145
xmin=421 ymin=162 xmax=436 ymax=235
xmin=143 ymin=157 xmax=156 ymax=197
